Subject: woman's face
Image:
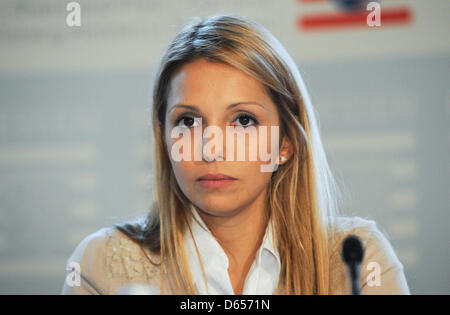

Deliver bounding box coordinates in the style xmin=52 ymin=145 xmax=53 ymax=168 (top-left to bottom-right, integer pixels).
xmin=164 ymin=58 xmax=288 ymax=217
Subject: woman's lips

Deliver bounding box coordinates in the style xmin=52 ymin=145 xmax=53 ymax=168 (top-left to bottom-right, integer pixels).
xmin=197 ymin=178 xmax=237 ymax=189
xmin=197 ymin=173 xmax=237 ymax=189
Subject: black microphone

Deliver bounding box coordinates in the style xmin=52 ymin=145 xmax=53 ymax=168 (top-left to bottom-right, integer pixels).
xmin=341 ymin=235 xmax=365 ymax=295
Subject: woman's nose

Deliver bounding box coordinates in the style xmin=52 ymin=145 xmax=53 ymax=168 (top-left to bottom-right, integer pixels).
xmin=200 ymin=125 xmax=225 ymax=162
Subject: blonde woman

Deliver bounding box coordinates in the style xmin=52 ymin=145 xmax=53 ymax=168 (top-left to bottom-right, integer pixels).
xmin=62 ymin=14 xmax=410 ymax=295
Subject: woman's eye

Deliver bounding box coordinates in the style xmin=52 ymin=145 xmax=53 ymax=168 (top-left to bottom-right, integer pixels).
xmin=175 ymin=116 xmax=201 ymax=128
xmin=235 ymin=114 xmax=258 ymax=127
xmin=175 ymin=114 xmax=257 ymax=128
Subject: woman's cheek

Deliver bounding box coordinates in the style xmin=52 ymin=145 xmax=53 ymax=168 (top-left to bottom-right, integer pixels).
xmin=173 ymin=160 xmax=193 ymax=182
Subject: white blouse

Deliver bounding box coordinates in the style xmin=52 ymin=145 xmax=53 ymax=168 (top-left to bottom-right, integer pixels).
xmin=184 ymin=205 xmax=281 ymax=294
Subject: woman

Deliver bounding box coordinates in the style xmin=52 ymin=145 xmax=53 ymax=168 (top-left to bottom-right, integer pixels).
xmin=62 ymin=14 xmax=410 ymax=295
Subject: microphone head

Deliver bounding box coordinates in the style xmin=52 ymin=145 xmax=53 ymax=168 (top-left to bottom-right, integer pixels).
xmin=341 ymin=235 xmax=364 ymax=265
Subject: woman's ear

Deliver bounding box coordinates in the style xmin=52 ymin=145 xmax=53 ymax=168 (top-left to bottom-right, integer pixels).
xmin=279 ymin=136 xmax=293 ymax=164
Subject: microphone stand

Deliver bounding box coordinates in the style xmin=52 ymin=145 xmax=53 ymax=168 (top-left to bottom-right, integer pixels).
xmin=341 ymin=235 xmax=365 ymax=295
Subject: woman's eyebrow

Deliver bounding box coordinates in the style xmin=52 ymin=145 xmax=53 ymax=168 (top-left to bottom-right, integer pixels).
xmin=168 ymin=104 xmax=200 ymax=114
xmin=168 ymin=102 xmax=267 ymax=114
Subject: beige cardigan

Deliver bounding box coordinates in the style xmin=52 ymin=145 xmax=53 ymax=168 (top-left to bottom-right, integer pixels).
xmin=61 ymin=216 xmax=410 ymax=295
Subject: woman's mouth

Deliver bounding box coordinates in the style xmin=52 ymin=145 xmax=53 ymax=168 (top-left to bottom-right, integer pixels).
xmin=197 ymin=173 xmax=237 ymax=189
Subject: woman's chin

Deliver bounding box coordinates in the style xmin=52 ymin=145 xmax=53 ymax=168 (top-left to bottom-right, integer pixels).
xmin=194 ymin=200 xmax=244 ymax=217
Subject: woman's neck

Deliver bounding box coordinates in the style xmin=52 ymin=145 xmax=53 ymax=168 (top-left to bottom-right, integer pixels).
xmin=195 ymin=187 xmax=269 ymax=293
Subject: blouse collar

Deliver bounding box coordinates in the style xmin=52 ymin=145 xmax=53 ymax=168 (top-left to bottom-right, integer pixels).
xmin=183 ymin=204 xmax=281 ymax=294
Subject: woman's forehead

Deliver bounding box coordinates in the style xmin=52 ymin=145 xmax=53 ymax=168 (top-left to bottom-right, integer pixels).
xmin=167 ymin=59 xmax=273 ymax=113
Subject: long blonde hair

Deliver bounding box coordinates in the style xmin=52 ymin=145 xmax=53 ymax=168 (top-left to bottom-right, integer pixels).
xmin=117 ymin=14 xmax=342 ymax=294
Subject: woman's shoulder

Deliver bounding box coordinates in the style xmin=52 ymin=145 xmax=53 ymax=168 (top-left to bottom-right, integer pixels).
xmin=330 ymin=215 xmax=377 ymax=233
xmin=75 ymin=225 xmax=161 ymax=277
xmin=327 ymin=215 xmax=410 ymax=294
xmin=104 ymin=226 xmax=161 ymax=279
xmin=328 ymin=215 xmax=395 ymax=262
xmin=327 ymin=216 xmax=375 ymax=253
xmin=62 ymin=225 xmax=161 ymax=294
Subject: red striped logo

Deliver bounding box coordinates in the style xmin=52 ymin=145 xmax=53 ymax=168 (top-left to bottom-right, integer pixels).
xmin=297 ymin=1 xmax=412 ymax=31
